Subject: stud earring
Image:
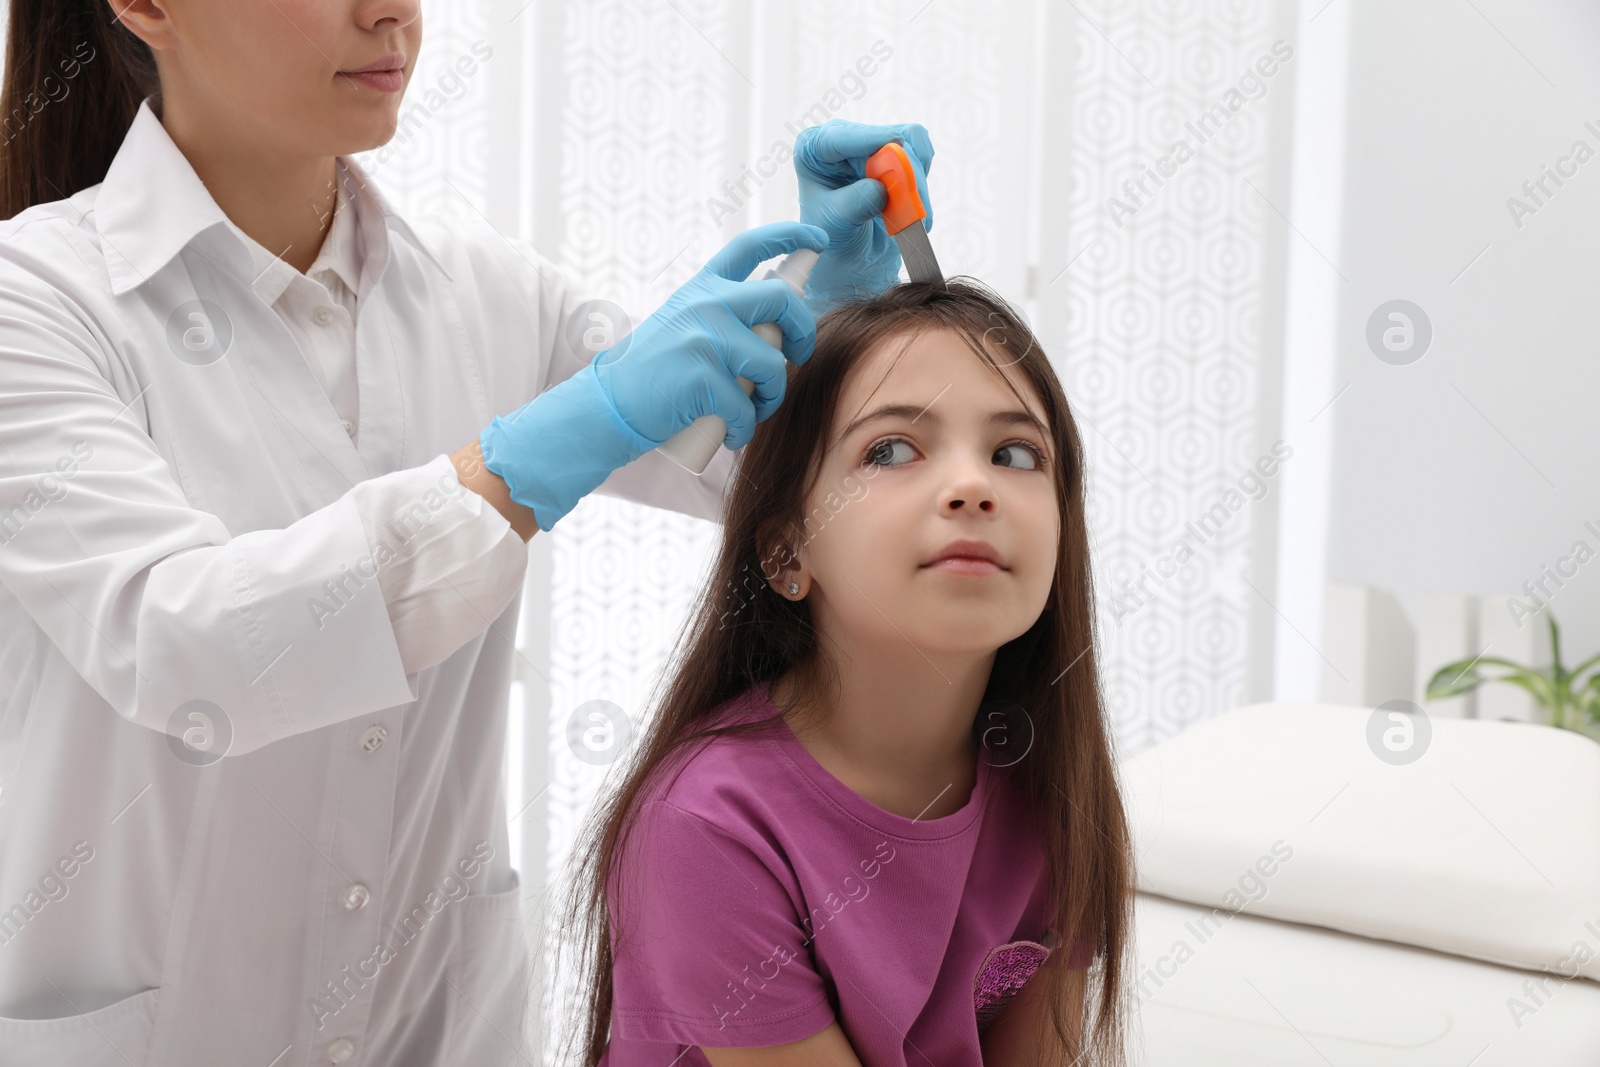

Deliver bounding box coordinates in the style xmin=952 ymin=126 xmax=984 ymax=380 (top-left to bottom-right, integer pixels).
xmin=787 ymin=582 xmax=799 ymax=596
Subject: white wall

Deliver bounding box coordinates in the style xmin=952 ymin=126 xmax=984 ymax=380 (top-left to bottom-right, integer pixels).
xmin=1323 ymin=0 xmax=1600 ymax=688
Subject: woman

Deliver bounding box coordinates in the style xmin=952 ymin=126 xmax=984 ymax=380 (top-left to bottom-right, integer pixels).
xmin=0 ymin=2 xmax=934 ymax=1064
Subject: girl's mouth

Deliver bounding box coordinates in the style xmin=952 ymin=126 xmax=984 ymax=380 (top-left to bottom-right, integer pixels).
xmin=921 ymin=539 xmax=1008 ymax=575
xmin=922 ymin=557 xmax=1004 ymax=576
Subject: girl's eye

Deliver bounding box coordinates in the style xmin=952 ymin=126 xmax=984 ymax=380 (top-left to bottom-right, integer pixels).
xmin=863 ymin=437 xmax=916 ymax=468
xmin=996 ymin=441 xmax=1048 ymax=471
xmin=861 ymin=436 xmax=1049 ymax=472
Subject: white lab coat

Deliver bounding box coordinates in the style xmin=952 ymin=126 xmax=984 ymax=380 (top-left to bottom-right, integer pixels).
xmin=0 ymin=97 xmax=732 ymax=1065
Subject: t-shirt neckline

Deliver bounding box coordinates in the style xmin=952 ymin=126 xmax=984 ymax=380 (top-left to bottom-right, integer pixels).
xmin=753 ymin=678 xmax=991 ymax=841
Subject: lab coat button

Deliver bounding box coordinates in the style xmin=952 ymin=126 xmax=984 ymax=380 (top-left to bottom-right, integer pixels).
xmin=327 ymin=1038 xmax=355 ymax=1062
xmin=360 ymin=725 xmax=387 ymax=751
xmin=313 ymin=306 xmax=335 ymax=326
xmin=341 ymin=883 xmax=370 ymax=911
xmin=341 ymin=418 xmax=356 ymax=437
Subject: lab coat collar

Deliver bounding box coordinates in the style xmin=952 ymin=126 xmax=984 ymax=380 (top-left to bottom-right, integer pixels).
xmin=335 ymin=150 xmax=454 ymax=291
xmin=97 ymin=95 xmax=451 ymax=296
xmin=315 ymin=160 xmax=364 ymax=296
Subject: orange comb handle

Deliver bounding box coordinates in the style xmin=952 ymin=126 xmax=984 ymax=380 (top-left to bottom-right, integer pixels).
xmin=865 ymin=142 xmax=925 ymax=237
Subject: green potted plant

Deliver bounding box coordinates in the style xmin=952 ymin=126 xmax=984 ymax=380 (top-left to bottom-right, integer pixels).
xmin=1426 ymin=613 xmax=1600 ymax=743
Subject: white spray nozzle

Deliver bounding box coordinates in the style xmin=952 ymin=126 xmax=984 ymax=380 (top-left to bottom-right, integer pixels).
xmin=658 ymin=248 xmax=819 ymax=475
xmin=775 ymin=247 xmax=819 ymax=290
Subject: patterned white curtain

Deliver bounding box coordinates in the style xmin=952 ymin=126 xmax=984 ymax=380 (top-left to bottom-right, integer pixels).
xmin=1047 ymin=0 xmax=1295 ymax=748
xmin=358 ymin=0 xmax=1296 ymax=1056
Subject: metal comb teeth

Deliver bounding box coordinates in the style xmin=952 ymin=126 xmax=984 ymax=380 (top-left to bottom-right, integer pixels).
xmin=894 ymin=223 xmax=945 ymax=288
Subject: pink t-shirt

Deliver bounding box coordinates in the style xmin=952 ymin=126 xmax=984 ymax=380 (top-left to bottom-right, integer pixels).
xmin=598 ymin=679 xmax=1076 ymax=1066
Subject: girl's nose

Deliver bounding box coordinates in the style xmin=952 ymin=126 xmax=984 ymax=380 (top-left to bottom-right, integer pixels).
xmin=943 ymin=458 xmax=998 ymax=513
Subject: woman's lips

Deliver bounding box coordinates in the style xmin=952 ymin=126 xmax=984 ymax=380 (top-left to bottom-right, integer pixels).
xmin=922 ymin=557 xmax=1004 ymax=576
xmin=341 ymin=69 xmax=403 ymax=93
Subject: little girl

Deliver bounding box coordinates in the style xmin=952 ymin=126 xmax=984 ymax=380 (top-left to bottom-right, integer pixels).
xmin=556 ymin=280 xmax=1135 ymax=1066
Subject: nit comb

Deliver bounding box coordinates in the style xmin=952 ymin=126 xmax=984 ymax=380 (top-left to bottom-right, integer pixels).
xmin=865 ymin=142 xmax=944 ymax=287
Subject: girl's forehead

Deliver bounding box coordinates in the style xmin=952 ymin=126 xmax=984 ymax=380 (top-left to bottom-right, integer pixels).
xmin=840 ymin=326 xmax=1047 ymax=420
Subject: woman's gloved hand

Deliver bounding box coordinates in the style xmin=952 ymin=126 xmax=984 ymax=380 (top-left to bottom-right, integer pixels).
xmin=794 ymin=118 xmax=935 ymax=313
xmin=478 ymin=221 xmax=828 ymax=533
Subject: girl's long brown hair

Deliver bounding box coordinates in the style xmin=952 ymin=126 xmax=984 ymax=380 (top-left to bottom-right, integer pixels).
xmin=552 ymin=279 xmax=1134 ymax=1065
xmin=0 ymin=1 xmax=158 ymax=220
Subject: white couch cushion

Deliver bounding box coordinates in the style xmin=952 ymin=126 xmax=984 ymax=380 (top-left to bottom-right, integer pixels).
xmin=1120 ymin=702 xmax=1600 ymax=980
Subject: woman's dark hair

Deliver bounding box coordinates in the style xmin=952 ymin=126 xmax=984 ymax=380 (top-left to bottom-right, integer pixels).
xmin=551 ymin=278 xmax=1135 ymax=1064
xmin=0 ymin=1 xmax=158 ymax=219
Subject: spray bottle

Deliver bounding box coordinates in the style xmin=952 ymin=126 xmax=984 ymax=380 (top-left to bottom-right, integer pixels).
xmin=656 ymin=247 xmax=820 ymax=475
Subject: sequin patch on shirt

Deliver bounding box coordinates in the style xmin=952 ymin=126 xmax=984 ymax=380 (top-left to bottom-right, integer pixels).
xmin=972 ymin=938 xmax=1052 ymax=1028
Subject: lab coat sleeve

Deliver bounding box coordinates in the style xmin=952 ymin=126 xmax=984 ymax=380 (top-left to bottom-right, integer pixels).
xmin=503 ymin=235 xmax=738 ymax=526
xmin=347 ymin=454 xmax=529 ymax=676
xmin=0 ymin=268 xmax=424 ymax=757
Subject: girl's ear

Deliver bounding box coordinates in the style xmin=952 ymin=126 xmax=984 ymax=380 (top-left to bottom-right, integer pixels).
xmin=775 ymin=550 xmax=808 ymax=600
xmin=758 ymin=537 xmax=807 ymax=600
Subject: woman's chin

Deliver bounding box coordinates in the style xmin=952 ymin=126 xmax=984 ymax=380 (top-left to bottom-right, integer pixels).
xmin=328 ymin=109 xmax=405 ymax=156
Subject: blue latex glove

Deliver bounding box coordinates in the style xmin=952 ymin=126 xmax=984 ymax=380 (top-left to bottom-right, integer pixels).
xmin=479 ymin=221 xmax=829 ymax=532
xmin=793 ymin=119 xmax=936 ymax=313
